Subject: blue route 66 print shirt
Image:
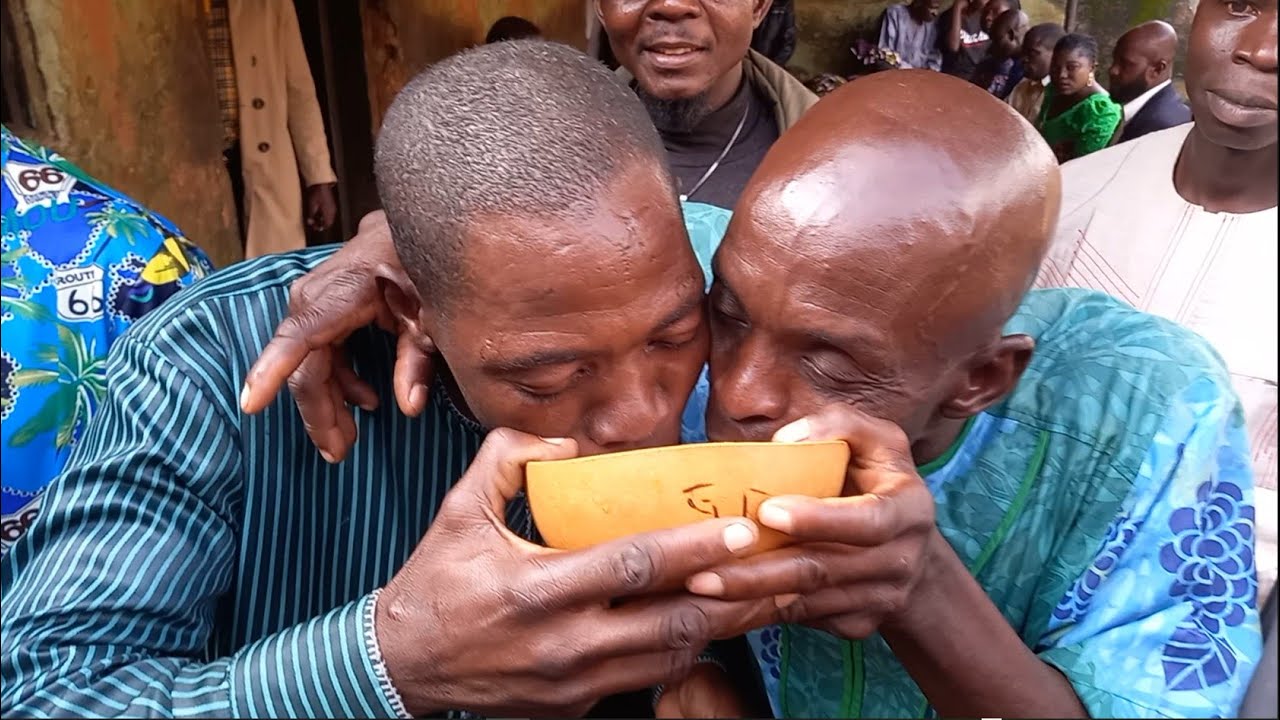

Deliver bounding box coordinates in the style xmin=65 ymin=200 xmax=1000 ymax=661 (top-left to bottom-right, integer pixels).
xmin=1 ymin=125 xmax=213 ymax=553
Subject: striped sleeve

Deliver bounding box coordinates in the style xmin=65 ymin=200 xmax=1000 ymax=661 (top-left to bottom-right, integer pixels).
xmin=0 ymin=328 xmax=401 ymax=717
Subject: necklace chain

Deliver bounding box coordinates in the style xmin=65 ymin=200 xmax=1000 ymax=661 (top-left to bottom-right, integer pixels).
xmin=679 ymin=101 xmax=751 ymax=203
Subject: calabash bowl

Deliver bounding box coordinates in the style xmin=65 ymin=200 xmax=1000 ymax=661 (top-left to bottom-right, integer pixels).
xmin=526 ymin=440 xmax=850 ymax=552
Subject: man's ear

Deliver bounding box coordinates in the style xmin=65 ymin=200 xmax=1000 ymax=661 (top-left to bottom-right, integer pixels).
xmin=752 ymin=0 xmax=774 ymax=30
xmin=376 ymin=265 xmax=436 ymax=353
xmin=1150 ymin=58 xmax=1170 ymax=81
xmin=939 ymin=334 xmax=1035 ymax=419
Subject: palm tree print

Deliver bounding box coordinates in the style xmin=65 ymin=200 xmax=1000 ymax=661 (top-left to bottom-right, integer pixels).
xmin=0 ymin=246 xmax=50 ymax=321
xmin=86 ymin=203 xmax=153 ymax=246
xmin=9 ymin=323 xmax=106 ymax=448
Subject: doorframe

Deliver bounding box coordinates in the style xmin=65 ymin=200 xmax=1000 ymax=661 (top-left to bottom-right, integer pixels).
xmin=294 ymin=0 xmax=378 ymax=244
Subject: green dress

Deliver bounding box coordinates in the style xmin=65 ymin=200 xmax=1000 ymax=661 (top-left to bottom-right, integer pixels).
xmin=1037 ymin=88 xmax=1123 ymax=161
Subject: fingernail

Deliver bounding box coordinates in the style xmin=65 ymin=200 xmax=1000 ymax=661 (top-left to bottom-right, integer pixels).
xmin=687 ymin=572 xmax=725 ymax=597
xmin=320 ymin=450 xmax=337 ymax=464
xmin=775 ymin=593 xmax=801 ymax=608
xmin=722 ymin=521 xmax=756 ymax=553
xmin=239 ymin=384 xmax=251 ymax=412
xmin=773 ymin=418 xmax=811 ymax=443
xmin=540 ymin=437 xmax=567 ymax=445
xmin=410 ymin=384 xmax=426 ymax=412
xmin=758 ymin=500 xmax=793 ymax=532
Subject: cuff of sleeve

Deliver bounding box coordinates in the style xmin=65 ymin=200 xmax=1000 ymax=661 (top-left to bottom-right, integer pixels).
xmin=302 ymin=166 xmax=339 ymax=187
xmin=365 ymin=589 xmax=413 ymax=719
xmin=651 ymin=651 xmax=728 ymax=708
xmin=225 ymin=592 xmax=411 ymax=719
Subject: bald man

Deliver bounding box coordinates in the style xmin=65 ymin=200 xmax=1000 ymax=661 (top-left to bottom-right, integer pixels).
xmin=248 ymin=69 xmax=1261 ymax=718
xmin=1109 ymin=20 xmax=1192 ymax=142
xmin=676 ymin=69 xmax=1259 ymax=719
xmin=972 ymin=9 xmax=1030 ymax=99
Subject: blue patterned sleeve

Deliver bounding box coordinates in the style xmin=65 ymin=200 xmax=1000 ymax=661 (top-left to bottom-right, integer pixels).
xmin=680 ymin=201 xmax=731 ymax=292
xmin=675 ymin=203 xmax=727 ymax=447
xmin=1038 ymin=374 xmax=1263 ymax=718
xmin=104 ymin=217 xmax=213 ymax=344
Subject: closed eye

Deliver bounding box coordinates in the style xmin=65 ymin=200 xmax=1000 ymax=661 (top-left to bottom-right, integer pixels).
xmin=1224 ymin=0 xmax=1258 ymax=15
xmin=802 ymin=355 xmax=863 ymax=387
xmin=513 ymin=368 xmax=589 ymax=402
xmin=648 ymin=332 xmax=698 ymax=351
xmin=712 ymin=304 xmax=749 ymax=328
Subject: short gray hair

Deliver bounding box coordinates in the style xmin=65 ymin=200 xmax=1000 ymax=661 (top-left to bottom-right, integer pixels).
xmin=374 ymin=39 xmax=671 ymax=306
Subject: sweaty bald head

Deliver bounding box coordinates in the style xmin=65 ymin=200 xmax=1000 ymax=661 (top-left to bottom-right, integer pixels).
xmin=729 ymin=70 xmax=1059 ymax=353
xmin=706 ymin=71 xmax=1060 ymax=451
xmin=1109 ymin=21 xmax=1179 ymax=104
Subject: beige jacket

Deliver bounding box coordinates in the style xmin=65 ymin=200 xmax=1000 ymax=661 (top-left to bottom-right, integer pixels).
xmin=228 ymin=0 xmax=336 ymax=258
xmin=617 ymin=49 xmax=818 ymax=133
xmin=741 ymin=49 xmax=817 ymax=132
xmin=1007 ymin=77 xmax=1047 ymax=127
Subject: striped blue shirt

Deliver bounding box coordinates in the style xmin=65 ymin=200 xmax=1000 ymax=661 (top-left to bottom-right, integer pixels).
xmin=1 ymin=247 xmax=495 ymax=718
xmin=2 ymin=203 xmax=733 ymax=718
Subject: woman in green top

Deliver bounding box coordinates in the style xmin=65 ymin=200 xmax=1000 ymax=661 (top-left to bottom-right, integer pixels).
xmin=1037 ymin=33 xmax=1123 ymax=162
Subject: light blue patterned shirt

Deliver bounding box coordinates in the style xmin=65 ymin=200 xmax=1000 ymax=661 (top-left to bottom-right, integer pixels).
xmin=684 ymin=289 xmax=1262 ymax=718
xmin=679 ymin=201 xmax=1261 ymax=719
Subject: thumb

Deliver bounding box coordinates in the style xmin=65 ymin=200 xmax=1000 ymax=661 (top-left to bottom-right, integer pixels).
xmin=771 ymin=405 xmax=913 ymax=473
xmin=446 ymin=428 xmax=579 ymax=523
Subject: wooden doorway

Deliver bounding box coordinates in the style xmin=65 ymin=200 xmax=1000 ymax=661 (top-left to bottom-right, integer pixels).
xmin=294 ymin=0 xmax=379 ymax=245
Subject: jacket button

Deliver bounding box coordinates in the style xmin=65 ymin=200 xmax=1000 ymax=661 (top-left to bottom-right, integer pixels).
xmin=252 ymin=98 xmax=265 ymax=109
xmin=257 ymin=142 xmax=270 ymax=153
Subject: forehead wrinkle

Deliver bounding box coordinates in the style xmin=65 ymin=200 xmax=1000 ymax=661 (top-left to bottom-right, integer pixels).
xmin=724 ymin=71 xmax=1061 ymax=361
xmin=472 ymin=275 xmax=702 ymax=366
xmin=785 ymin=205 xmax=1006 ymax=364
xmin=735 ymin=188 xmax=989 ymax=352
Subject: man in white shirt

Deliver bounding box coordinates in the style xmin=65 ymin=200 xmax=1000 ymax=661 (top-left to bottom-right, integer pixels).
xmin=1037 ymin=0 xmax=1277 ymax=607
xmin=1108 ymin=21 xmax=1192 ymax=143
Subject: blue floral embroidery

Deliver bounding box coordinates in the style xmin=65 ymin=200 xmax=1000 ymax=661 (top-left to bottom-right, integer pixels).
xmin=1054 ymin=515 xmax=1143 ymax=622
xmin=1158 ymin=478 xmax=1255 ymax=690
xmin=758 ymin=625 xmax=783 ymax=680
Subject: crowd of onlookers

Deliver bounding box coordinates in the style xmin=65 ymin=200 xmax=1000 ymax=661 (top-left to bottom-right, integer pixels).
xmin=815 ymin=0 xmax=1194 ymax=163
xmin=1 ymin=0 xmax=1274 ymax=717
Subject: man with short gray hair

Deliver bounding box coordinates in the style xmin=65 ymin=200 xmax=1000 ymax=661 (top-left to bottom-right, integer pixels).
xmin=1 ymin=40 xmax=771 ymax=718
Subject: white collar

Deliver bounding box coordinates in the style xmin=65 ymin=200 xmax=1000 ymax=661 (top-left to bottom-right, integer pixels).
xmin=1122 ymin=79 xmax=1172 ymax=122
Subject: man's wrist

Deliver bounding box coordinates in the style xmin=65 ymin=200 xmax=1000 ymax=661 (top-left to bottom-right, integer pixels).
xmin=882 ymin=528 xmax=961 ymax=640
xmin=371 ymin=584 xmax=447 ymax=717
xmin=366 ymin=589 xmax=414 ymax=719
xmin=651 ymin=651 xmax=727 ymax=707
